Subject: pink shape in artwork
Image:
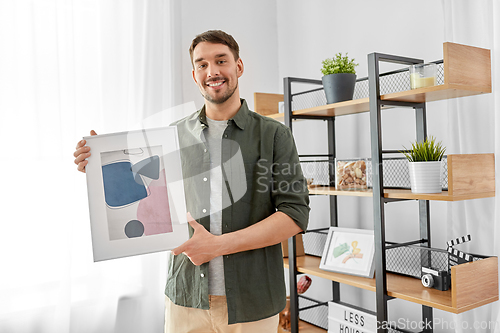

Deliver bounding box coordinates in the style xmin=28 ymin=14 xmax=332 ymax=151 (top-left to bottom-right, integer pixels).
xmin=137 ymin=169 xmax=173 ymax=235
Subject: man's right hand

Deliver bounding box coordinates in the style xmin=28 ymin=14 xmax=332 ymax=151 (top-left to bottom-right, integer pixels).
xmin=73 ymin=130 xmax=97 ymax=173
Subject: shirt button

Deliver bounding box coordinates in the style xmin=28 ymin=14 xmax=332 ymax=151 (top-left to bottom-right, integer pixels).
xmin=202 ymin=209 xmax=207 ymax=213
xmin=200 ymin=273 xmax=205 ymax=278
xmin=203 ymin=177 xmax=208 ymax=181
xmin=204 ymin=148 xmax=207 ymax=153
xmin=224 ymin=135 xmax=228 ymax=138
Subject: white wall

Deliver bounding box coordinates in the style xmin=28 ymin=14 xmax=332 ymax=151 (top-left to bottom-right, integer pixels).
xmin=179 ymin=0 xmax=281 ymax=111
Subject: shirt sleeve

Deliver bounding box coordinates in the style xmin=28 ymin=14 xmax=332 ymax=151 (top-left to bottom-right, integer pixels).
xmin=271 ymin=125 xmax=310 ymax=232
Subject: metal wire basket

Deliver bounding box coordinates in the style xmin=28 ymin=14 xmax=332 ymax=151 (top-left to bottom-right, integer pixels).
xmin=300 ymin=156 xmax=449 ymax=190
xmin=299 ymin=296 xmax=328 ymax=330
xmin=290 ymin=62 xmax=444 ymax=111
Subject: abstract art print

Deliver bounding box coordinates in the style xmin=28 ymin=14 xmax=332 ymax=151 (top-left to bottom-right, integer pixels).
xmin=319 ymin=227 xmax=375 ymax=278
xmin=101 ymin=146 xmax=172 ymax=240
xmin=84 ymin=127 xmax=188 ymax=261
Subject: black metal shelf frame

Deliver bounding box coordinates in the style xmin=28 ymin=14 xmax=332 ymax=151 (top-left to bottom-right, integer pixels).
xmin=285 ymin=77 xmax=339 ymax=332
xmin=284 ymin=50 xmax=437 ymax=333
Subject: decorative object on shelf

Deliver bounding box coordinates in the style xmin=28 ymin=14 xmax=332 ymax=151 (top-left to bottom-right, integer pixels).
xmin=279 ymin=297 xmax=291 ymax=332
xmin=321 ymin=53 xmax=358 ymax=104
xmin=447 ymin=234 xmax=475 ymax=271
xmin=278 ymin=278 xmax=317 ymax=332
xmin=447 ymin=234 xmax=472 ymax=248
xmin=409 ymin=62 xmax=437 ymax=89
xmin=320 ymin=227 xmax=375 ymax=278
xmin=297 ymin=275 xmax=312 ymax=294
xmin=421 ymin=266 xmax=450 ymax=291
xmin=335 ymin=158 xmax=367 ymax=190
xmin=328 ymin=301 xmax=376 ymax=333
xmin=401 ymin=136 xmax=446 ymax=193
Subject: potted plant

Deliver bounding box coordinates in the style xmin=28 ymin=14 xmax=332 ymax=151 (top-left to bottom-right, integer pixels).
xmin=321 ymin=53 xmax=358 ymax=104
xmin=401 ymin=136 xmax=446 ymax=193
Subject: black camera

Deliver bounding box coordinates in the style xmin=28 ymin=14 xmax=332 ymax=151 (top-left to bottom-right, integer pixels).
xmin=421 ymin=267 xmax=450 ymax=291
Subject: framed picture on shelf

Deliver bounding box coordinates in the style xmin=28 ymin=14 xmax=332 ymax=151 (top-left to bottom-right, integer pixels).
xmin=320 ymin=227 xmax=375 ymax=278
xmin=84 ymin=126 xmax=188 ymax=262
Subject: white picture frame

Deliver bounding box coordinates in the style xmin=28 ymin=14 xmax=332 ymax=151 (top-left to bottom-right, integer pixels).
xmin=320 ymin=227 xmax=375 ymax=278
xmin=84 ymin=126 xmax=188 ymax=262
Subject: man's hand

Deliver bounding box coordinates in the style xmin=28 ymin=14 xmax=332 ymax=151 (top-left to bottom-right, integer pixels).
xmin=73 ymin=130 xmax=97 ymax=173
xmin=172 ymin=213 xmax=224 ymax=266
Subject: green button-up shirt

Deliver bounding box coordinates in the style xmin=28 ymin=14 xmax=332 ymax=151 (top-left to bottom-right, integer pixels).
xmin=165 ymin=99 xmax=309 ymax=324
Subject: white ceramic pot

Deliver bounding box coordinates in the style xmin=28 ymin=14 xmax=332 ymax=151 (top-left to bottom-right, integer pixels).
xmin=408 ymin=161 xmax=442 ymax=193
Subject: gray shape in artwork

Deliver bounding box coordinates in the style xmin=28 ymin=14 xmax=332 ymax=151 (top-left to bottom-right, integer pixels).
xmin=124 ymin=220 xmax=145 ymax=238
xmin=131 ymin=155 xmax=160 ymax=184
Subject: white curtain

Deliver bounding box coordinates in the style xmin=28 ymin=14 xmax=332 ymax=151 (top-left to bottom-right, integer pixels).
xmin=0 ymin=0 xmax=185 ymax=332
xmin=442 ymin=0 xmax=500 ymax=332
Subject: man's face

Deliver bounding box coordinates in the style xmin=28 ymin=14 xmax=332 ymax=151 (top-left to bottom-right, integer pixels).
xmin=192 ymin=42 xmax=243 ymax=105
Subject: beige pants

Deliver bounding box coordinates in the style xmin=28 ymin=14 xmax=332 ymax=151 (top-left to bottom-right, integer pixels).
xmin=164 ymin=295 xmax=279 ymax=333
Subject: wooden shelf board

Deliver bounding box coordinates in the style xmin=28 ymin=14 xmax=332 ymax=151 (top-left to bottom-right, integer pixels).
xmin=293 ymin=98 xmax=371 ymax=117
xmin=307 ymin=185 xmax=495 ymax=201
xmin=278 ymin=320 xmax=326 ymax=333
xmin=284 ymin=255 xmax=497 ymax=314
xmin=264 ymin=84 xmax=490 ymax=121
xmin=284 ymin=256 xmax=376 ymax=291
xmin=263 ymin=113 xmax=306 ymax=123
xmin=381 ymin=83 xmax=491 ymax=103
xmin=265 ymin=113 xmax=285 ymax=122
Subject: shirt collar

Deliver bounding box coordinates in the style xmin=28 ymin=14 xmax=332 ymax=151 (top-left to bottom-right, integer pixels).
xmin=197 ymin=99 xmax=249 ymax=130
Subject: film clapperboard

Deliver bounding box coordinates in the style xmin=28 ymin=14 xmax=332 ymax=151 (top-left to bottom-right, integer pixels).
xmin=447 ymin=234 xmax=474 ymax=273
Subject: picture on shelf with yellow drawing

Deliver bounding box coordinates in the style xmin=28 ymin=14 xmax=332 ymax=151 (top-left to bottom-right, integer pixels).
xmin=320 ymin=227 xmax=375 ymax=278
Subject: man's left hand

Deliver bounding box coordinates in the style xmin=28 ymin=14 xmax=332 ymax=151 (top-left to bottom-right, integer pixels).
xmin=172 ymin=213 xmax=224 ymax=266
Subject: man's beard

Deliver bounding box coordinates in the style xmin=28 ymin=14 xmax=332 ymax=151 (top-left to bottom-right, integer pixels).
xmin=202 ymin=77 xmax=238 ymax=105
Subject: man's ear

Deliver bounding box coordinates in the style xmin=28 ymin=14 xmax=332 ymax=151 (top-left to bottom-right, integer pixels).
xmin=192 ymin=69 xmax=197 ymax=83
xmin=236 ymin=58 xmax=244 ymax=78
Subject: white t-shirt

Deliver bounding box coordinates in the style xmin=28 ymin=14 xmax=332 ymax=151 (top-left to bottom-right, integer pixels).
xmin=203 ymin=116 xmax=228 ymax=296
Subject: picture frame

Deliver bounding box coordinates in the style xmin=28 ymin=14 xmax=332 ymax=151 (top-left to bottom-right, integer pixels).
xmin=320 ymin=227 xmax=375 ymax=278
xmin=84 ymin=126 xmax=188 ymax=262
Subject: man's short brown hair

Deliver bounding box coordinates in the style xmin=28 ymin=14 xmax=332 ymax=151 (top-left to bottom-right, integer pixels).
xmin=189 ymin=30 xmax=240 ymax=66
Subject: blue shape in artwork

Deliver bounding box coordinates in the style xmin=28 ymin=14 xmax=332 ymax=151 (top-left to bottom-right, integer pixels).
xmin=131 ymin=155 xmax=160 ymax=183
xmin=102 ymin=161 xmax=148 ymax=207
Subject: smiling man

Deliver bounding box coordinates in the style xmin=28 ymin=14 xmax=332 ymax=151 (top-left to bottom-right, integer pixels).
xmin=191 ymin=40 xmax=242 ymax=107
xmin=165 ymin=30 xmax=310 ymax=332
xmin=74 ymin=30 xmax=309 ymax=333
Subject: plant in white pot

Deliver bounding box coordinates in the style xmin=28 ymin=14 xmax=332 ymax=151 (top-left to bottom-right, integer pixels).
xmin=321 ymin=53 xmax=358 ymax=104
xmin=401 ymin=136 xmax=446 ymax=194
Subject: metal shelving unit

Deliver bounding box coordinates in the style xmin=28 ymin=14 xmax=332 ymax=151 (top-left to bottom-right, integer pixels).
xmin=282 ymin=42 xmax=495 ymax=333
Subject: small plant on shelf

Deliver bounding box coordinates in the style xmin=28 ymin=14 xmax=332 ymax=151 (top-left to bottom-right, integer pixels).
xmin=321 ymin=53 xmax=358 ymax=75
xmin=401 ymin=136 xmax=446 ymax=162
xmin=320 ymin=53 xmax=359 ymax=104
xmin=401 ymin=136 xmax=446 ymax=194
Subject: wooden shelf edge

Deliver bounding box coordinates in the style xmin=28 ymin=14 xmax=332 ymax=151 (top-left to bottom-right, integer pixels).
xmin=272 ymin=85 xmax=491 ymax=121
xmin=307 ymin=186 xmax=495 ymax=201
xmin=381 ymin=83 xmax=491 ymax=102
xmin=284 ymin=255 xmax=499 ymax=314
xmin=298 ymin=320 xmax=326 ymax=333
xmin=264 ymin=83 xmax=491 ymax=120
xmin=455 ymin=295 xmax=499 ymax=314
xmin=278 ymin=320 xmax=326 ymax=333
xmin=264 ymin=113 xmax=284 ymax=121
xmin=283 ymin=256 xmax=376 ymax=291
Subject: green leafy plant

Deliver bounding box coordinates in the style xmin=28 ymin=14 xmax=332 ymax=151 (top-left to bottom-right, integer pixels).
xmin=400 ymin=136 xmax=446 ymax=162
xmin=321 ymin=53 xmax=359 ymax=76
